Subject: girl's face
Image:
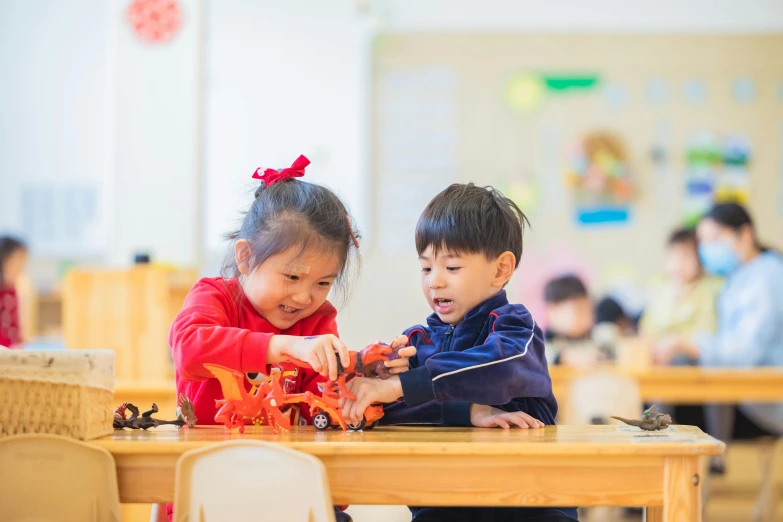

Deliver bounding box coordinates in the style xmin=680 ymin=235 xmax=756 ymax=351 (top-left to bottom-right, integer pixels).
xmin=235 ymin=243 xmax=341 ymax=330
xmin=2 ymin=248 xmax=28 ymax=286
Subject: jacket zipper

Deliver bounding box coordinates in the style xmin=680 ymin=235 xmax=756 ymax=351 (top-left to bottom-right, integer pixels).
xmin=443 ymin=325 xmax=455 ymax=352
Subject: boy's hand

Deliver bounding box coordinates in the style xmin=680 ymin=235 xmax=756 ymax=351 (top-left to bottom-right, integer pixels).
xmin=269 ymin=334 xmax=350 ymax=381
xmin=385 ymin=335 xmax=415 ymax=375
xmin=470 ymin=404 xmax=545 ymax=429
xmin=339 ymin=375 xmax=403 ymax=426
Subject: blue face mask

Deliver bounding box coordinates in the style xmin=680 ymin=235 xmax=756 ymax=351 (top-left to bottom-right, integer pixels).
xmin=699 ymin=241 xmax=740 ymax=276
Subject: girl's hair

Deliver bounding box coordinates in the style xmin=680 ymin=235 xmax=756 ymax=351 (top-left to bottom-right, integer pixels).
xmin=703 ymin=202 xmax=771 ymax=253
xmin=221 ymin=177 xmax=360 ymax=307
xmin=0 ymin=236 xmax=28 ymax=286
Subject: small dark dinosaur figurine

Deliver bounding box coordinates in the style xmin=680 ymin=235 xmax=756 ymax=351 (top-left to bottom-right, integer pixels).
xmin=113 ymin=395 xmax=197 ymax=430
xmin=611 ymin=404 xmax=673 ymax=431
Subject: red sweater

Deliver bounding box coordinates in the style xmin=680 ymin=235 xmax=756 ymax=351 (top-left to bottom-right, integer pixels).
xmin=169 ymin=277 xmax=337 ymax=427
xmin=0 ymin=286 xmax=22 ymax=348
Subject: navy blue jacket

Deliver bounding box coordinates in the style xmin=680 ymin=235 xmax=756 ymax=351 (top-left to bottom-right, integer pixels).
xmin=381 ymin=291 xmax=558 ymax=427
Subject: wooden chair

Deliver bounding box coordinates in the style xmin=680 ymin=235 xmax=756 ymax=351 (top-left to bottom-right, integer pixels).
xmin=0 ymin=433 xmax=121 ymax=522
xmin=173 ymin=440 xmax=336 ymax=522
xmin=561 ymin=369 xmax=642 ymax=426
xmin=753 ymin=437 xmax=783 ymax=521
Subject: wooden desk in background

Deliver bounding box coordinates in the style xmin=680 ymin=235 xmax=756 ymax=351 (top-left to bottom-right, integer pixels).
xmin=550 ymin=366 xmax=783 ymax=405
xmin=63 ymin=265 xmax=197 ymax=383
xmin=92 ymin=425 xmax=723 ymax=522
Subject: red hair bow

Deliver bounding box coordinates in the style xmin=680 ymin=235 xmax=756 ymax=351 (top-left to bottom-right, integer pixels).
xmin=252 ymin=155 xmax=310 ymax=185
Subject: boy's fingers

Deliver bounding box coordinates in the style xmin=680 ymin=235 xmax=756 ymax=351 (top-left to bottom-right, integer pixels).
xmin=497 ymin=418 xmax=510 ymax=429
xmin=397 ymin=345 xmax=416 ymax=357
xmin=341 ymin=398 xmax=353 ymax=419
xmin=384 ymin=358 xmax=409 ymax=368
xmin=388 ymin=366 xmax=408 ymax=375
xmin=390 ymin=335 xmax=409 ymax=349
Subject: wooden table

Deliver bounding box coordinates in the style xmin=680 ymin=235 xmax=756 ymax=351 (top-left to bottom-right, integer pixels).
xmin=550 ymin=366 xmax=783 ymax=404
xmin=91 ymin=425 xmax=724 ymax=521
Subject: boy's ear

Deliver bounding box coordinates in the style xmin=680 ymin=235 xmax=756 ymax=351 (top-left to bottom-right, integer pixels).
xmin=493 ymin=251 xmax=516 ymax=287
xmin=234 ymin=240 xmax=252 ymax=275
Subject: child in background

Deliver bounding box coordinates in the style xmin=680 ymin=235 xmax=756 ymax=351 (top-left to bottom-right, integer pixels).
xmin=595 ymin=296 xmax=636 ymax=336
xmin=0 ymin=236 xmax=29 ymax=349
xmin=542 ymin=275 xmax=603 ymax=368
xmin=642 ymin=228 xmax=723 ymax=365
xmin=168 ymin=156 xmax=415 ymax=522
xmin=339 ymin=183 xmax=578 ymax=522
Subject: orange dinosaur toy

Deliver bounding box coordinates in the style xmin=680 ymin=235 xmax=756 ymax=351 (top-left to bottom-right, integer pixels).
xmin=204 ymin=363 xmax=345 ymax=434
xmin=205 ymin=341 xmax=405 ymax=433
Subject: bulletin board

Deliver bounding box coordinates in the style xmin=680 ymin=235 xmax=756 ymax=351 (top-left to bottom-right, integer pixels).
xmin=371 ymin=33 xmax=783 ymax=318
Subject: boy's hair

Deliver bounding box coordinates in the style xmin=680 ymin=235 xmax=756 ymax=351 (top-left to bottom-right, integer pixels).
xmin=667 ymin=228 xmax=697 ymax=248
xmin=595 ymin=296 xmax=628 ymax=325
xmin=0 ymin=235 xmax=27 ymax=286
xmin=543 ymin=275 xmax=588 ymax=304
xmin=222 ymin=177 xmax=359 ymax=306
xmin=415 ymin=183 xmax=530 ymax=267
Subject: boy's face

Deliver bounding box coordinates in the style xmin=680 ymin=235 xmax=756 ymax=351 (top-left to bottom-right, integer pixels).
xmin=545 ymin=297 xmax=594 ymax=339
xmin=418 ymin=246 xmax=513 ymax=325
xmin=664 ymin=242 xmax=701 ymax=284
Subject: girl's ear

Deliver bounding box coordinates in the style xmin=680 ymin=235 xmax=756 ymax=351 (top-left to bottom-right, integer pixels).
xmin=493 ymin=251 xmax=516 ymax=287
xmin=234 ymin=240 xmax=252 ymax=275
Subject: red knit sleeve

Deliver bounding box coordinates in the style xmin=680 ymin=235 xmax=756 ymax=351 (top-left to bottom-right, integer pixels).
xmin=169 ymin=279 xmax=270 ymax=381
xmin=0 ymin=288 xmax=21 ymax=348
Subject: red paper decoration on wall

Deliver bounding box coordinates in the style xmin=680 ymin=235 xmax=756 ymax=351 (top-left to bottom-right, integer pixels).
xmin=128 ymin=0 xmax=182 ymax=44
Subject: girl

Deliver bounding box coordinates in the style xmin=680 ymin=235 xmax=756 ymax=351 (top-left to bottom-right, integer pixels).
xmin=168 ymin=155 xmax=413 ymax=521
xmin=0 ymin=236 xmax=28 ymax=349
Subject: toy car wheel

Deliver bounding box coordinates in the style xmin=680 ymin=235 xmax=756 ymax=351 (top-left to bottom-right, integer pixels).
xmin=347 ymin=418 xmax=366 ymax=431
xmin=313 ymin=412 xmax=330 ymax=431
xmin=366 ymin=420 xmax=379 ymax=430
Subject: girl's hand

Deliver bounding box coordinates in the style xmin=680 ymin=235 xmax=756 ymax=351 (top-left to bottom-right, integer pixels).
xmin=470 ymin=404 xmax=545 ymax=429
xmin=385 ymin=335 xmax=416 ymax=375
xmin=339 ymin=375 xmax=403 ymax=426
xmin=269 ymin=334 xmax=350 ymax=381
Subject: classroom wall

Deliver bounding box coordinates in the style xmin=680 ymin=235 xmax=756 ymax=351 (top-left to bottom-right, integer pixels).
xmin=3 ymin=0 xmax=783 ymax=346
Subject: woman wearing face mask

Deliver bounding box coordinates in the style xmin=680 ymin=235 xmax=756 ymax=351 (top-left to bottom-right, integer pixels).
xmin=654 ymin=202 xmax=783 ymax=443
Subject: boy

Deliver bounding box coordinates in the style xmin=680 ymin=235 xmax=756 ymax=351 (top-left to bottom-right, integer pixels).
xmin=340 ymin=183 xmax=578 ymax=522
xmin=541 ymin=275 xmax=603 ymax=368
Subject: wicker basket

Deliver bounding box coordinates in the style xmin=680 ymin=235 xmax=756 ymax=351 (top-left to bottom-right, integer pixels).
xmin=0 ymin=350 xmax=115 ymax=440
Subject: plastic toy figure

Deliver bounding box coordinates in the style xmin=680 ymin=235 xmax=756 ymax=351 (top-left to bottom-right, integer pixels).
xmin=205 ymin=341 xmax=407 ymax=433
xmin=204 ymin=363 xmax=345 ymax=434
xmin=611 ymin=404 xmax=673 ymax=431
xmin=113 ymin=397 xmax=197 ymax=430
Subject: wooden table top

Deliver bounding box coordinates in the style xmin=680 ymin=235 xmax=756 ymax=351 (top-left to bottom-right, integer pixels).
xmin=91 ymin=425 xmax=724 ymax=457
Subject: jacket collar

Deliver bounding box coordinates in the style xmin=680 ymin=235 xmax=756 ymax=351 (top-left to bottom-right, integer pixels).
xmin=426 ymin=290 xmax=508 ymax=333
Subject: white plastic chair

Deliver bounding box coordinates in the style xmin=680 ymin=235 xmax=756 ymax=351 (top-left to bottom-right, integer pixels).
xmin=0 ymin=433 xmax=121 ymax=522
xmin=562 ymin=369 xmax=642 ymax=426
xmin=174 ymin=440 xmax=336 ymax=522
